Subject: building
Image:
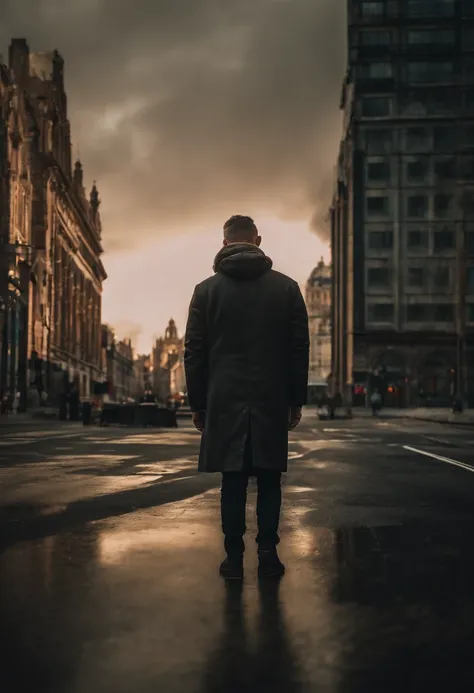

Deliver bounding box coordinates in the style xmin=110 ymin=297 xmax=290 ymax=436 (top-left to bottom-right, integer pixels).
xmin=0 ymin=59 xmax=34 ymax=411
xmin=152 ymin=319 xmax=186 ymax=402
xmin=305 ymin=258 xmax=332 ymax=384
xmin=331 ymin=0 xmax=474 ymax=408
xmin=101 ymin=325 xmax=136 ymax=402
xmin=3 ymin=39 xmax=107 ymax=406
xmin=133 ymin=354 xmax=153 ymax=400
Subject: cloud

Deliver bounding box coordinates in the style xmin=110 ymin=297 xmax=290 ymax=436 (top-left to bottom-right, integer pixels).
xmin=1 ymin=0 xmax=345 ymax=250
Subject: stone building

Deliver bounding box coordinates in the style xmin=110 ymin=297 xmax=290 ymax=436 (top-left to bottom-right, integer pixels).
xmin=152 ymin=319 xmax=186 ymax=402
xmin=133 ymin=354 xmax=153 ymax=400
xmin=101 ymin=324 xmax=136 ymax=402
xmin=305 ymin=259 xmax=331 ymax=384
xmin=331 ymin=1 xmax=474 ymax=408
xmin=4 ymin=39 xmax=107 ymax=405
xmin=0 ymin=57 xmax=34 ymax=410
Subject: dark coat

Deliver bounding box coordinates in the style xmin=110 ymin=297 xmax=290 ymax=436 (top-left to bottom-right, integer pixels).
xmin=184 ymin=243 xmax=309 ymax=473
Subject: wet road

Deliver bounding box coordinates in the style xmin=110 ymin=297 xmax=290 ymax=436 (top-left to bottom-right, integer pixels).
xmin=1 ymin=411 xmax=474 ymax=692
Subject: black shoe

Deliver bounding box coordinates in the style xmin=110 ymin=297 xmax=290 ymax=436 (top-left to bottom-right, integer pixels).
xmin=258 ymin=549 xmax=285 ymax=579
xmin=219 ymin=555 xmax=244 ymax=580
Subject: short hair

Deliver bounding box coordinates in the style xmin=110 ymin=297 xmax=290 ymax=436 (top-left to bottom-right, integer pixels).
xmin=223 ymin=215 xmax=258 ymax=241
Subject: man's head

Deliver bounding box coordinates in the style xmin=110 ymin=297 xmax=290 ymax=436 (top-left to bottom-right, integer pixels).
xmin=223 ymin=215 xmax=261 ymax=247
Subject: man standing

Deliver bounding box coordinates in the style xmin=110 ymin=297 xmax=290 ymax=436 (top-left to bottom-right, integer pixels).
xmin=184 ymin=215 xmax=309 ymax=580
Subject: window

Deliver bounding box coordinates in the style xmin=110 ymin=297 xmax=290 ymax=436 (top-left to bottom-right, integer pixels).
xmin=467 ymin=267 xmax=474 ymax=291
xmin=434 ymin=266 xmax=451 ymax=288
xmin=367 ymin=161 xmax=390 ymax=181
xmin=360 ymin=31 xmax=391 ymax=45
xmin=467 ymin=304 xmax=474 ymax=322
xmin=465 ymin=124 xmax=474 ymax=148
xmin=407 ymin=195 xmax=428 ymax=218
xmin=366 ymin=129 xmax=392 ymax=153
xmin=407 ymin=29 xmax=455 ymax=45
xmin=463 ymin=26 xmax=474 ymax=47
xmin=434 ymin=304 xmax=454 ymax=321
xmin=434 ymin=229 xmax=455 ymax=251
xmin=361 ymin=2 xmax=385 ymax=16
xmin=408 ymin=229 xmax=429 ymax=249
xmin=368 ymin=231 xmax=394 ymax=249
xmin=466 ymin=232 xmax=474 ymax=253
xmin=363 ymin=62 xmax=393 ymax=79
xmin=434 ymin=194 xmax=452 ymax=218
xmin=462 ymin=190 xmax=474 ymax=218
xmin=362 ymin=97 xmax=391 ymax=117
xmin=407 ymin=0 xmax=455 ymax=18
xmin=368 ymin=267 xmax=391 ymax=286
xmin=434 ymin=126 xmax=456 ymax=151
xmin=407 ymin=304 xmax=426 ymax=321
xmin=461 ymin=158 xmax=474 ymax=180
xmin=368 ymin=303 xmax=394 ymax=321
xmin=406 ymin=127 xmax=431 ymax=151
xmin=408 ymin=267 xmax=425 ymax=287
xmin=407 ymin=158 xmax=429 ymax=181
xmin=408 ymin=62 xmax=453 ymax=83
xmin=367 ymin=195 xmax=389 ymax=215
xmin=434 ymin=158 xmax=456 ymax=180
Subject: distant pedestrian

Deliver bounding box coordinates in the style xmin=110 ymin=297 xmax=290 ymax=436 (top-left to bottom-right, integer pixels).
xmin=184 ymin=215 xmax=309 ymax=580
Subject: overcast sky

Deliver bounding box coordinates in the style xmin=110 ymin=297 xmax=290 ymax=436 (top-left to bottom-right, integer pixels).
xmin=1 ymin=0 xmax=346 ymax=352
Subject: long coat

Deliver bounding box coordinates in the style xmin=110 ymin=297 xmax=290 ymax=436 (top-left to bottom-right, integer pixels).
xmin=184 ymin=242 xmax=309 ymax=473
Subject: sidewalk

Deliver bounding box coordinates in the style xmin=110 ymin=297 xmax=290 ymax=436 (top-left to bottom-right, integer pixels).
xmin=355 ymin=407 xmax=474 ymax=426
xmin=0 ymin=407 xmax=64 ymax=428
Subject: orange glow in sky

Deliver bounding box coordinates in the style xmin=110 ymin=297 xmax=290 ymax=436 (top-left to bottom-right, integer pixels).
xmin=102 ymin=218 xmax=329 ymax=353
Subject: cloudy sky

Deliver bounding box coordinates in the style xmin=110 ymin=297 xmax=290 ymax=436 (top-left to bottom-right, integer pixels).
xmin=2 ymin=0 xmax=346 ymax=352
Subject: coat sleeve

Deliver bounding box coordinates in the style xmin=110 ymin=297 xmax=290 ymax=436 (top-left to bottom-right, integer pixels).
xmin=288 ymin=282 xmax=310 ymax=406
xmin=184 ymin=284 xmax=208 ymax=413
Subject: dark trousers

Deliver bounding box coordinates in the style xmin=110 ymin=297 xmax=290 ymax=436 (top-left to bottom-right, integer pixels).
xmin=221 ymin=433 xmax=282 ymax=555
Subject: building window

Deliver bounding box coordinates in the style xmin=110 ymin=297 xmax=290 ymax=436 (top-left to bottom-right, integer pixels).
xmin=466 ymin=232 xmax=474 ymax=254
xmin=407 ymin=29 xmax=455 ymax=45
xmin=406 ymin=158 xmax=429 ymax=181
xmin=368 ymin=303 xmax=394 ymax=322
xmin=467 ymin=304 xmax=474 ymax=322
xmin=433 ymin=228 xmax=455 ymax=251
xmin=408 ymin=62 xmax=453 ymax=83
xmin=434 ymin=158 xmax=456 ymax=180
xmin=462 ymin=190 xmax=474 ymax=218
xmin=368 ymin=231 xmax=393 ymax=250
xmin=434 ymin=126 xmax=456 ymax=151
xmin=406 ymin=304 xmax=426 ymax=322
xmin=407 ymin=267 xmax=425 ymax=287
xmin=434 ymin=266 xmax=451 ymax=288
xmin=467 ymin=267 xmax=474 ymax=291
xmin=407 ymin=0 xmax=455 ymax=18
xmin=406 ymin=127 xmax=431 ymax=151
xmin=367 ymin=161 xmax=391 ymax=181
xmin=367 ymin=195 xmax=389 ymax=216
xmin=362 ymin=62 xmax=393 ymax=79
xmin=408 ymin=229 xmax=429 ymax=250
xmin=463 ymin=26 xmax=474 ymax=47
xmin=434 ymin=194 xmax=452 ymax=218
xmin=361 ymin=2 xmax=385 ymax=16
xmin=368 ymin=267 xmax=391 ymax=286
xmin=460 ymin=158 xmax=474 ymax=180
xmin=361 ymin=97 xmax=392 ymax=117
xmin=434 ymin=304 xmax=454 ymax=321
xmin=407 ymin=195 xmax=428 ymax=218
xmin=360 ymin=30 xmax=391 ymax=45
xmin=366 ymin=129 xmax=392 ymax=153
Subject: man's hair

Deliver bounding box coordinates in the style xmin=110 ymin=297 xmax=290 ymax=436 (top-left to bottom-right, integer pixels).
xmin=223 ymin=215 xmax=258 ymax=241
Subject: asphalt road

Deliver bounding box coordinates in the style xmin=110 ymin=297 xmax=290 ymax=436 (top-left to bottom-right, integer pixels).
xmin=1 ymin=411 xmax=474 ymax=692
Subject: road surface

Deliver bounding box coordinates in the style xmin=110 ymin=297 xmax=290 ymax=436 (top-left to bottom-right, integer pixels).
xmin=1 ymin=411 xmax=474 ymax=692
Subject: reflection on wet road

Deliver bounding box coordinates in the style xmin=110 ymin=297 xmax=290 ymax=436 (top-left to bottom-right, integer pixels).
xmin=1 ymin=412 xmax=474 ymax=691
